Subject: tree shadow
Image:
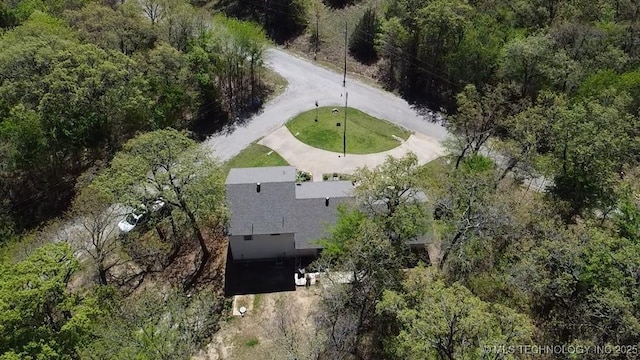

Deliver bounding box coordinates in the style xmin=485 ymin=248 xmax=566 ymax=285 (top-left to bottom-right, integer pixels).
xmin=323 ymin=0 xmax=357 ymax=9
xmin=411 ymin=103 xmax=448 ymax=126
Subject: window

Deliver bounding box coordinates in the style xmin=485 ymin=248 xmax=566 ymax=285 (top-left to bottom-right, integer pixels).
xmin=243 ymin=235 xmax=253 ymax=241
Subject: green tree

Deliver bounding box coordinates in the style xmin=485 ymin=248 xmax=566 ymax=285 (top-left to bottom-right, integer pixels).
xmin=417 ymin=0 xmax=471 ymax=92
xmin=96 ymin=129 xmax=228 ymax=289
xmin=380 ymin=0 xmax=470 ymax=100
xmin=499 ymin=33 xmax=554 ymax=98
xmin=81 ymin=287 xmax=224 ymax=360
xmin=437 ymin=154 xmax=498 ymax=273
xmin=134 ymin=43 xmax=200 ymax=129
xmin=549 ymin=93 xmax=638 ymax=218
xmin=377 ymin=267 xmax=535 ymax=360
xmin=447 ymin=83 xmax=521 ymax=169
xmin=317 ymin=204 xmax=367 ymax=259
xmin=264 ymin=0 xmax=308 ymax=43
xmin=352 ymin=153 xmax=430 ymax=245
xmin=376 ymin=16 xmax=408 ymax=88
xmin=0 ymin=243 xmax=100 ymax=359
xmin=349 ymin=8 xmax=380 ymax=64
xmin=64 ymin=2 xmax=156 ymax=54
xmin=448 ymin=14 xmax=507 ymax=90
xmin=316 ymin=154 xmax=430 ymax=358
xmin=0 ymin=12 xmax=151 ymax=229
xmin=318 ymin=218 xmax=405 ymax=359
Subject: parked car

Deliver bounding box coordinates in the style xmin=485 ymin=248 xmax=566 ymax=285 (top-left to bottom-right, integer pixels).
xmin=118 ymin=199 xmax=166 ymax=233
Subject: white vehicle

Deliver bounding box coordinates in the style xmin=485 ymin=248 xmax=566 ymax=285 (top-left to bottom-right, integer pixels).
xmin=118 ymin=199 xmax=166 ymax=233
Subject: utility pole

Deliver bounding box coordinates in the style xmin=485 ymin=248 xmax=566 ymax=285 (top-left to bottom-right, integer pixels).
xmin=315 ymin=101 xmax=318 ymax=122
xmin=343 ymin=92 xmax=348 ymax=157
xmin=343 ymin=21 xmax=347 ymax=87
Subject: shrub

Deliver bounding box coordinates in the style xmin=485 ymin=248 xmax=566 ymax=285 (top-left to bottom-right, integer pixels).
xmin=297 ymin=171 xmax=312 ymax=182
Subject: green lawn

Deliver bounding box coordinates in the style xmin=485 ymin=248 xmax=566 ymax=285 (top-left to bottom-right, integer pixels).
xmin=224 ymin=143 xmax=288 ymax=172
xmin=285 ymin=107 xmax=411 ymax=154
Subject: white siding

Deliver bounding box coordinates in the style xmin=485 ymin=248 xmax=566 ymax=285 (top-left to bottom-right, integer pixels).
xmin=229 ymin=233 xmax=296 ymax=260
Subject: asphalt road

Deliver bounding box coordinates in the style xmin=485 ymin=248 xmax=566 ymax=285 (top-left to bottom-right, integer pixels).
xmin=202 ymin=48 xmax=450 ymax=161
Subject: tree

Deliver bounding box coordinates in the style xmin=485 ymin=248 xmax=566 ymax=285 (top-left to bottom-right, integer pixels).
xmin=377 ymin=267 xmax=535 ymax=360
xmin=64 ymin=2 xmax=156 ymax=55
xmin=376 ymin=16 xmax=408 ymax=88
xmin=352 ymin=153 xmax=430 ymax=246
xmin=317 ymin=218 xmax=405 ymax=358
xmin=417 ymin=0 xmax=471 ymax=93
xmin=0 ymin=243 xmax=101 ymax=359
xmin=317 ymin=205 xmax=367 ymax=259
xmin=447 ymin=14 xmax=506 ymax=92
xmin=349 ymin=8 xmax=380 ymax=64
xmin=137 ymin=0 xmax=165 ymax=25
xmin=493 ymin=99 xmax=554 ymax=182
xmin=499 ymin=33 xmax=554 ymax=99
xmin=264 ymin=0 xmax=308 ymax=43
xmin=548 ymin=93 xmax=638 ymax=219
xmin=134 ymin=43 xmax=200 ymax=129
xmin=81 ymin=287 xmax=224 ymax=359
xmin=68 ymin=185 xmax=129 ymax=285
xmin=437 ymin=154 xmax=498 ymax=272
xmin=96 ymin=129 xmax=228 ymax=289
xmin=0 ymin=12 xmax=152 ymax=229
xmin=447 ymin=83 xmax=521 ymax=169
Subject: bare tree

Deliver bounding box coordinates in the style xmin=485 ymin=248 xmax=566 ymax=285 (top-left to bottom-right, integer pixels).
xmin=267 ymin=295 xmax=325 ymax=360
xmin=70 ymin=186 xmax=129 ymax=285
xmin=138 ymin=0 xmax=165 ymax=25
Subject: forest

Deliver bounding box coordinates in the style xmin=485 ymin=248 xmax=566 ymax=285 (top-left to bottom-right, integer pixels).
xmin=1 ymin=0 xmax=640 ymax=359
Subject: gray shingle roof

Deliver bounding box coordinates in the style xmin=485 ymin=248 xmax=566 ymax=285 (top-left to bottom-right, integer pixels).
xmin=294 ymin=196 xmax=354 ymax=249
xmin=226 ymin=166 xmax=296 ymax=184
xmin=225 ymin=167 xmax=356 ymax=249
xmin=226 ymin=181 xmax=297 ymax=236
xmin=295 ymin=181 xmax=354 ymax=199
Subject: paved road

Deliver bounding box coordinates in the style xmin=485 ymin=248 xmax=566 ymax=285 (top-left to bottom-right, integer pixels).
xmin=202 ymin=48 xmax=449 ymax=161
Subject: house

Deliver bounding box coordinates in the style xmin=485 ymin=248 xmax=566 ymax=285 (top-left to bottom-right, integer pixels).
xmin=225 ymin=166 xmax=354 ymax=260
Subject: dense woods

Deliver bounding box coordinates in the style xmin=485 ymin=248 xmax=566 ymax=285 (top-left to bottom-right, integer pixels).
xmin=0 ymin=0 xmax=269 ymax=233
xmin=292 ymin=0 xmax=640 ymax=357
xmin=2 ymin=0 xmax=640 ymax=358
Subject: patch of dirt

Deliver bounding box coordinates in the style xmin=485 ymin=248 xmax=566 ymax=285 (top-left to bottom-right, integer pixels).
xmin=286 ymin=0 xmax=385 ymax=86
xmin=193 ymin=287 xmax=322 ymax=360
xmin=105 ymin=227 xmax=228 ymax=297
xmin=427 ymin=243 xmax=442 ymax=265
xmin=232 ymin=294 xmax=254 ymax=315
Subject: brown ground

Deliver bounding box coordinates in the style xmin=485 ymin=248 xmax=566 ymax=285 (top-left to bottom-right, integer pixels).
xmin=193 ymin=286 xmax=322 ymax=360
xmin=286 ymin=0 xmax=385 ymax=86
xmin=102 ymin=227 xmax=229 ymax=297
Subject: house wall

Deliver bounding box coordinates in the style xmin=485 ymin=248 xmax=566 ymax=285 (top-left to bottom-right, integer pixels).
xmin=229 ymin=233 xmax=296 ymax=260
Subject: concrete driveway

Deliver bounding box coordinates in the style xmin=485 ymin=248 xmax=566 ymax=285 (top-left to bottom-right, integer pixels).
xmin=259 ymin=126 xmax=445 ymax=181
xmin=203 ymin=48 xmax=449 ymax=161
